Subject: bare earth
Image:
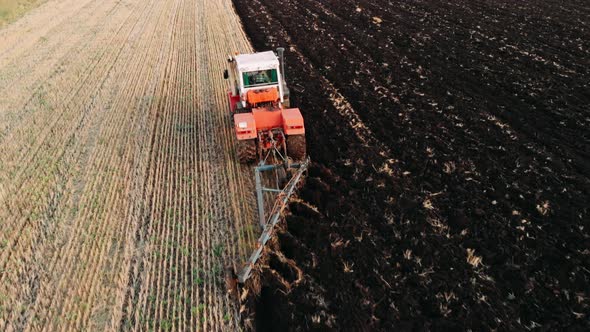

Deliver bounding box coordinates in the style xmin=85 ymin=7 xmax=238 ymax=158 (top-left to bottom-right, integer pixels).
xmin=0 ymin=0 xmax=259 ymax=330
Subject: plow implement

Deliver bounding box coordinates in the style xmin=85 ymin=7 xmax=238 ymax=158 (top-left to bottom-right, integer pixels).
xmin=237 ymin=158 xmax=310 ymax=283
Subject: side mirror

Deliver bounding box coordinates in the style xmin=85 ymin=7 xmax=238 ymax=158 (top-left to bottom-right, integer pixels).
xmin=223 ymin=69 xmax=229 ymax=80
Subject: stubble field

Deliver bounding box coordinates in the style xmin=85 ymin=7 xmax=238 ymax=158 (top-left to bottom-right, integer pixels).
xmin=0 ymin=0 xmax=260 ymax=330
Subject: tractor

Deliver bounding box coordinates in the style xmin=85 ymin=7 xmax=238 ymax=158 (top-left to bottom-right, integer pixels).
xmin=224 ymin=48 xmax=306 ymax=164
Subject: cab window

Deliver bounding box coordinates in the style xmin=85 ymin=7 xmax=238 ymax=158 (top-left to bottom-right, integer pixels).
xmin=242 ymin=69 xmax=278 ymax=87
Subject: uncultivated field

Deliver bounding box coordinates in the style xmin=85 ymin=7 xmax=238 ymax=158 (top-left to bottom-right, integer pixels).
xmin=0 ymin=0 xmax=260 ymax=330
xmin=232 ymin=0 xmax=590 ymax=330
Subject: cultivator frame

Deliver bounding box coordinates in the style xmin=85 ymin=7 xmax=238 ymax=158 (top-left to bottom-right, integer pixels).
xmin=237 ymin=157 xmax=310 ymax=283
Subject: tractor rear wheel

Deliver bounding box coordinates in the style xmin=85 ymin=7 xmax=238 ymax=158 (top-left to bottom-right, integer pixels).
xmin=286 ymin=135 xmax=306 ymax=161
xmin=237 ymin=140 xmax=256 ymax=164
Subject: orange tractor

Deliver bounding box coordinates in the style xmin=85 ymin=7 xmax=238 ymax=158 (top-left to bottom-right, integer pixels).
xmin=224 ymin=48 xmax=306 ymax=164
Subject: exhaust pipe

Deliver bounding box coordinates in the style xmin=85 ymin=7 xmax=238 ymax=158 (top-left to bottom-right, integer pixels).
xmin=277 ymin=47 xmax=285 ymax=82
xmin=276 ymin=47 xmax=291 ymax=107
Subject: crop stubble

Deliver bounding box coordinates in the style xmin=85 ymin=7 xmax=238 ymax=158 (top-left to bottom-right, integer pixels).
xmin=0 ymin=0 xmax=258 ymax=330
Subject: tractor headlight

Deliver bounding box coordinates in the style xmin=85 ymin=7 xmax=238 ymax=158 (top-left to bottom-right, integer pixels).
xmin=238 ymin=122 xmax=248 ymax=129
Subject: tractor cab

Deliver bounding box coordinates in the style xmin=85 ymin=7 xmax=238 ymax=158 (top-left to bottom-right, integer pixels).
xmin=225 ymin=50 xmax=290 ymax=111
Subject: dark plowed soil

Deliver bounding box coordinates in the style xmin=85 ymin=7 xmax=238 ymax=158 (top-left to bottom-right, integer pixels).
xmin=231 ymin=0 xmax=590 ymax=330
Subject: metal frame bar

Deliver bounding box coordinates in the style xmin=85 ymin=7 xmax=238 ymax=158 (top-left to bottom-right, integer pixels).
xmin=254 ymin=167 xmax=265 ymax=228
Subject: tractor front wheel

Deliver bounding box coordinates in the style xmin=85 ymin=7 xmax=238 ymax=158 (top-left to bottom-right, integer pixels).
xmin=286 ymin=135 xmax=306 ymax=161
xmin=237 ymin=140 xmax=257 ymax=164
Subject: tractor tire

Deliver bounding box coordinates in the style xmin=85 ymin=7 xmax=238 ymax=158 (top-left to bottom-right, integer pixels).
xmin=287 ymin=135 xmax=306 ymax=161
xmin=237 ymin=140 xmax=257 ymax=164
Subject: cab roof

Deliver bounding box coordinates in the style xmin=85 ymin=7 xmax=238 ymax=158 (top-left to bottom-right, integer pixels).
xmin=234 ymin=51 xmax=279 ymax=72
